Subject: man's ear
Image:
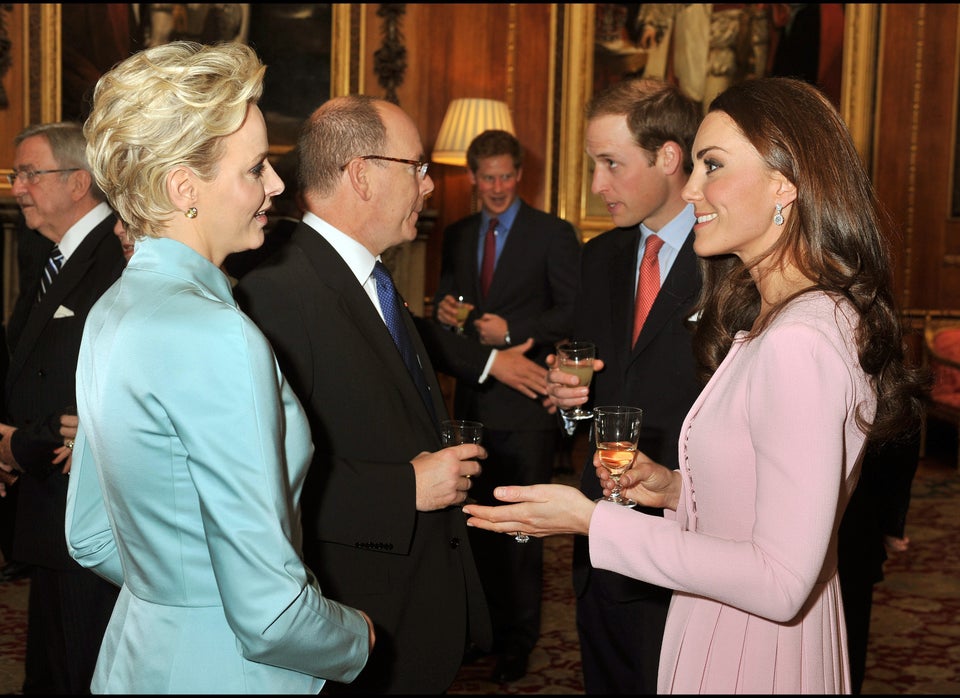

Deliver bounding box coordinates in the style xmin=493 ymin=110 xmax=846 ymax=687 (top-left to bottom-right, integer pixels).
xmin=167 ymin=166 xmax=197 ymax=211
xmin=343 ymin=157 xmax=373 ymax=201
xmin=70 ymin=169 xmax=94 ymax=203
xmin=659 ymin=141 xmax=684 ymax=177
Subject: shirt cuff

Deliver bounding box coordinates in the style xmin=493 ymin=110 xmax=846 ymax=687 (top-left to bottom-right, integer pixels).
xmin=478 ymin=349 xmax=497 ymax=383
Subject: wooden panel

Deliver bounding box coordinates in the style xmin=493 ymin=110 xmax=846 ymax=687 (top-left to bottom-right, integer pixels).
xmin=360 ymin=3 xmax=557 ymax=302
xmin=0 ymin=4 xmax=26 ymax=196
xmin=875 ymin=4 xmax=960 ymax=312
xmin=875 ymin=4 xmax=927 ymax=309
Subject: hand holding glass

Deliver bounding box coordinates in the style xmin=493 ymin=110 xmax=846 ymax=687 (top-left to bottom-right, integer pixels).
xmin=594 ymin=406 xmax=642 ymax=507
xmin=556 ymin=341 xmax=596 ymax=420
xmin=440 ymin=419 xmax=483 ymax=507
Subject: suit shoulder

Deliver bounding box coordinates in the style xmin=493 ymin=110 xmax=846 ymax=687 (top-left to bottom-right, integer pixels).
xmin=239 ymin=238 xmax=309 ymax=283
xmin=520 ymin=202 xmax=575 ymax=230
xmin=583 ymin=227 xmax=633 ymax=252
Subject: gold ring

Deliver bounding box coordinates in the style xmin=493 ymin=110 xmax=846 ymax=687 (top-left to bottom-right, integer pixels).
xmin=65 ymin=440 xmax=74 ymax=450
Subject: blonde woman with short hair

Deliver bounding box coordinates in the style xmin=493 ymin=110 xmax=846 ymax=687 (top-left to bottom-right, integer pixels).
xmin=66 ymin=41 xmax=373 ymax=694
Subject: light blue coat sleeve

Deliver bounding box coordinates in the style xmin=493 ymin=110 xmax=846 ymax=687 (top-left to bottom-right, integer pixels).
xmin=66 ymin=277 xmax=370 ymax=686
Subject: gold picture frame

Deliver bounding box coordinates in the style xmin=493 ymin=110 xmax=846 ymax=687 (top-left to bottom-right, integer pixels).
xmin=555 ymin=3 xmax=881 ymax=241
xmin=2 ymin=3 xmax=362 ymax=319
xmin=22 ymin=3 xmax=359 ymax=153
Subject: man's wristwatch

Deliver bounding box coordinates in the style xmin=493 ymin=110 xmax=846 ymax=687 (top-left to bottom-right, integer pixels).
xmin=503 ymin=330 xmax=511 ymax=346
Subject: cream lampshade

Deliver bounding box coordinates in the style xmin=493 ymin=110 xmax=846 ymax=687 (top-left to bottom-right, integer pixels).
xmin=431 ymin=98 xmax=516 ymax=167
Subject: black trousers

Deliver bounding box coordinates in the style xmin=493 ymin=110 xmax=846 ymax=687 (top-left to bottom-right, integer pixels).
xmin=22 ymin=565 xmax=118 ymax=694
xmin=575 ymin=577 xmax=671 ymax=694
xmin=467 ymin=428 xmax=555 ymax=656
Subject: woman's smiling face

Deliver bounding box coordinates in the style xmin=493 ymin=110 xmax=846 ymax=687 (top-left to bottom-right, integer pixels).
xmin=682 ymin=111 xmax=792 ymax=262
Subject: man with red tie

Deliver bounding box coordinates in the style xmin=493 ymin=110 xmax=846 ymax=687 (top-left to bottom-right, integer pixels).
xmin=431 ymin=129 xmax=581 ymax=683
xmin=544 ymin=78 xmax=703 ymax=694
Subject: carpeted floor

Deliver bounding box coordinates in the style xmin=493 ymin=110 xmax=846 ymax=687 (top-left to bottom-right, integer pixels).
xmin=858 ymin=421 xmax=960 ymax=695
xmin=1 ymin=425 xmax=958 ymax=695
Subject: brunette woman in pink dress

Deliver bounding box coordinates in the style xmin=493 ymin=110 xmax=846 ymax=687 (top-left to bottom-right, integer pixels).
xmin=463 ymin=77 xmax=928 ymax=694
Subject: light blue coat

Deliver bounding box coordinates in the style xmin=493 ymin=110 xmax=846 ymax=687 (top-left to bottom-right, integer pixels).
xmin=65 ymin=237 xmax=369 ymax=694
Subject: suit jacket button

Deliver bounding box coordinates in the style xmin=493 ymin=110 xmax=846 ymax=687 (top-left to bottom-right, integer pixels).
xmin=449 ymin=537 xmax=460 ymax=549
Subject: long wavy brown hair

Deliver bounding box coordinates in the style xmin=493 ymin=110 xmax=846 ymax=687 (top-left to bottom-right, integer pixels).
xmin=691 ymin=77 xmax=929 ymax=443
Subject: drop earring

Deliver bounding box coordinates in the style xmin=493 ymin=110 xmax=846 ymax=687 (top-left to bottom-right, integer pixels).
xmin=185 ymin=207 xmax=198 ymax=219
xmin=773 ymin=202 xmax=784 ymax=226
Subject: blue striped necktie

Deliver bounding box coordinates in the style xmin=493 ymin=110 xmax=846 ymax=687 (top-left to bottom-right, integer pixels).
xmin=371 ymin=261 xmax=436 ymax=422
xmin=38 ymin=244 xmax=65 ymax=301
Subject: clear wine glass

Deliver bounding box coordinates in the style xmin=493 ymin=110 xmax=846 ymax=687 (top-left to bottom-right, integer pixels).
xmin=440 ymin=419 xmax=483 ymax=448
xmin=556 ymin=341 xmax=596 ymax=421
xmin=593 ymin=405 xmax=642 ymax=508
xmin=440 ymin=419 xmax=483 ymax=507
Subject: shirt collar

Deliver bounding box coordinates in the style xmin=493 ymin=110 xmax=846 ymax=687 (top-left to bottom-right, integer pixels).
xmin=639 ymin=203 xmax=694 ymax=250
xmin=57 ymin=202 xmax=114 ymax=261
xmin=303 ymin=210 xmax=378 ymax=285
xmin=482 ymin=197 xmax=521 ymax=233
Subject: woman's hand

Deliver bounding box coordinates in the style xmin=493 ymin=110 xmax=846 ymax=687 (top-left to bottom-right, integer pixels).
xmin=595 ymin=450 xmax=682 ymax=512
xmin=462 ymin=483 xmax=597 ymax=538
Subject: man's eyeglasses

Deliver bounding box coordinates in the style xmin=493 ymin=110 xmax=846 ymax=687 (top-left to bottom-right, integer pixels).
xmin=6 ymin=168 xmax=81 ymax=186
xmin=341 ymin=155 xmax=429 ymax=180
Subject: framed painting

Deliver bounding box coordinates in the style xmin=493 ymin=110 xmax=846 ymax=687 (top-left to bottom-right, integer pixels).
xmin=27 ymin=3 xmax=360 ymax=157
xmin=554 ymin=3 xmax=881 ymax=241
xmin=2 ymin=3 xmax=361 ymax=318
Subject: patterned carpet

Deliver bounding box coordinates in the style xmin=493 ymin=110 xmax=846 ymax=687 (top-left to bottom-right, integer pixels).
xmin=1 ymin=426 xmax=958 ymax=695
xmin=859 ymin=422 xmax=960 ymax=695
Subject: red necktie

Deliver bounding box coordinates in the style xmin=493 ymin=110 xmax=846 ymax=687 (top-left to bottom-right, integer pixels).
xmin=480 ymin=217 xmax=499 ymax=298
xmin=632 ymin=234 xmax=664 ymax=347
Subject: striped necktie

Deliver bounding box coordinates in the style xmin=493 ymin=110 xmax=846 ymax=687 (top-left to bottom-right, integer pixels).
xmin=632 ymin=234 xmax=664 ymax=347
xmin=38 ymin=245 xmax=65 ymax=301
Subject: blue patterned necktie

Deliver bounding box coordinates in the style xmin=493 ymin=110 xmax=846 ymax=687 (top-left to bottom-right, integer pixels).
xmin=38 ymin=244 xmax=65 ymax=301
xmin=371 ymin=261 xmax=436 ymax=421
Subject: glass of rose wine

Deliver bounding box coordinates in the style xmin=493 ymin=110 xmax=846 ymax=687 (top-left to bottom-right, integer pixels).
xmin=593 ymin=405 xmax=642 ymax=507
xmin=556 ymin=341 xmax=596 ymax=421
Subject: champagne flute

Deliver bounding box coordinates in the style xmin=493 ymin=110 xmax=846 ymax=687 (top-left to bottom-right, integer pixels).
xmin=593 ymin=405 xmax=642 ymax=508
xmin=556 ymin=341 xmax=596 ymax=421
xmin=454 ymin=296 xmax=471 ymax=335
xmin=440 ymin=419 xmax=483 ymax=506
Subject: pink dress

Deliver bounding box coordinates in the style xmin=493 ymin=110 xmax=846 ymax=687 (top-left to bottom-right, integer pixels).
xmin=590 ymin=292 xmax=874 ymax=693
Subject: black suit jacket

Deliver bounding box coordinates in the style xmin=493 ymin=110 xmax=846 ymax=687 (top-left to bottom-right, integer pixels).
xmin=235 ymin=223 xmax=491 ymax=694
xmin=431 ymin=201 xmax=580 ymax=431
xmin=571 ymin=225 xmax=703 ymax=601
xmin=6 ymin=212 xmax=124 ymax=570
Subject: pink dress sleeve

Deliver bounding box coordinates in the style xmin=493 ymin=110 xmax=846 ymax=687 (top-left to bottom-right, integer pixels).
xmin=589 ymin=307 xmax=872 ymax=623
